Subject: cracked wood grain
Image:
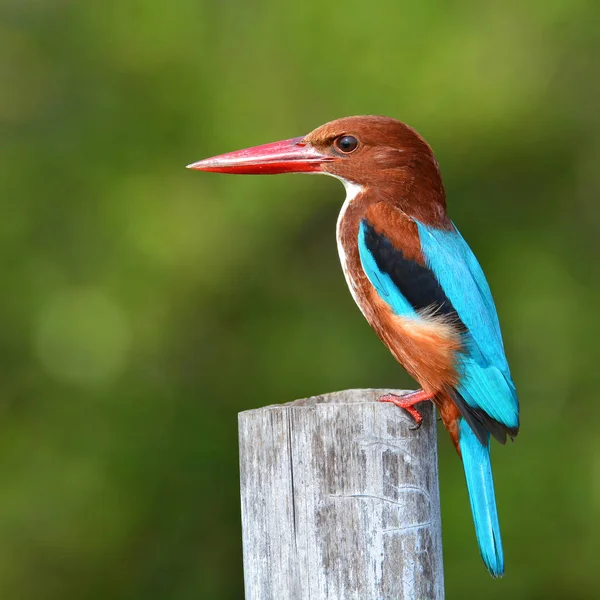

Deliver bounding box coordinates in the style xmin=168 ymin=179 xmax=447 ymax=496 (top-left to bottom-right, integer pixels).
xmin=238 ymin=388 xmax=445 ymax=600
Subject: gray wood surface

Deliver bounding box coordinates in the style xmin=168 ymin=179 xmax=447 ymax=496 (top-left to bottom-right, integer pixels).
xmin=238 ymin=389 xmax=444 ymax=600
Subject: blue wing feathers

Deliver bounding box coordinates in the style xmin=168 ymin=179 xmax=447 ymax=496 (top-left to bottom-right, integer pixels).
xmin=359 ymin=220 xmax=467 ymax=328
xmin=416 ymin=223 xmax=519 ymax=431
xmin=357 ymin=218 xmax=519 ymax=432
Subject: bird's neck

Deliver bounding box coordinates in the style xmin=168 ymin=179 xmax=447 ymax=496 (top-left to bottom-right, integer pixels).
xmin=335 ymin=173 xmax=450 ymax=247
xmin=388 ymin=155 xmax=450 ymax=226
xmin=335 ymin=152 xmax=450 ymax=228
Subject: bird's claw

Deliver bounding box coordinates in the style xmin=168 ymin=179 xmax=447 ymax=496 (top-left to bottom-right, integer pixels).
xmin=409 ymin=420 xmax=423 ymax=431
xmin=379 ymin=391 xmax=431 ymax=430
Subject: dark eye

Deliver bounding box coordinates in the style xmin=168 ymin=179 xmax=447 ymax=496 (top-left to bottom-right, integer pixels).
xmin=334 ymin=135 xmax=358 ymax=154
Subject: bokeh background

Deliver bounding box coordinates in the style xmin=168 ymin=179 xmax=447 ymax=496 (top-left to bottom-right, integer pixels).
xmin=2 ymin=0 xmax=599 ymax=598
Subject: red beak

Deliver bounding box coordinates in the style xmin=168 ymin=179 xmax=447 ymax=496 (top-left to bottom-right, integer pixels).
xmin=186 ymin=137 xmax=334 ymax=175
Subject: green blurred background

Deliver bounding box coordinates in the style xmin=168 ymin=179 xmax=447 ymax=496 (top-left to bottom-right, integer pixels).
xmin=2 ymin=0 xmax=599 ymax=598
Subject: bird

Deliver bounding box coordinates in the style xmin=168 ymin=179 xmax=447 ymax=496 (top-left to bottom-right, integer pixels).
xmin=187 ymin=116 xmax=519 ymax=577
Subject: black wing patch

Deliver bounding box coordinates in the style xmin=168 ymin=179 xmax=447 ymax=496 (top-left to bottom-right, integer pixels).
xmin=361 ymin=220 xmax=467 ymax=331
xmin=448 ymin=388 xmax=517 ymax=446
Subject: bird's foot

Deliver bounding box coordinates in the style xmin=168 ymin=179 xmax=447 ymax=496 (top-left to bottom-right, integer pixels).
xmin=379 ymin=389 xmax=433 ymax=430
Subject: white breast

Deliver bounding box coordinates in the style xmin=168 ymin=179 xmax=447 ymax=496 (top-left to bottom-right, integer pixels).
xmin=334 ymin=178 xmax=366 ymax=316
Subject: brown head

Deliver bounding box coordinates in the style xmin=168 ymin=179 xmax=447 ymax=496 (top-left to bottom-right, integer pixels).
xmin=188 ymin=115 xmax=448 ymax=225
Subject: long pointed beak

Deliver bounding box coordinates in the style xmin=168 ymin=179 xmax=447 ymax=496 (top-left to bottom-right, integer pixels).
xmin=186 ymin=137 xmax=334 ymax=175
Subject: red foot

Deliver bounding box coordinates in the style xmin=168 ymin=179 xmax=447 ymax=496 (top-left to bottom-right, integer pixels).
xmin=379 ymin=390 xmax=433 ymax=430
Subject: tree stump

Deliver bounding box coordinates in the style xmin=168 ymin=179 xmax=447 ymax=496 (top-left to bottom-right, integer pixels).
xmin=238 ymin=389 xmax=444 ymax=599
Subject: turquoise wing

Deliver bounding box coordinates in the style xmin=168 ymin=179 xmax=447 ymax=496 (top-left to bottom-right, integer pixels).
xmin=357 ymin=218 xmax=519 ymax=435
xmin=415 ymin=222 xmax=519 ymax=432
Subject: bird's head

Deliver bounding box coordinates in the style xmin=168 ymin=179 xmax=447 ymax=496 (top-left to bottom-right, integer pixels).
xmin=188 ymin=116 xmax=447 ymax=222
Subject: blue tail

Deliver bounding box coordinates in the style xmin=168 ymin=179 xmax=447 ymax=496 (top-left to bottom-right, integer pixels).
xmin=459 ymin=418 xmax=504 ymax=577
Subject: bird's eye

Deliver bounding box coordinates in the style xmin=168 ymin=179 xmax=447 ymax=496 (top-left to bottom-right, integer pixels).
xmin=334 ymin=135 xmax=358 ymax=154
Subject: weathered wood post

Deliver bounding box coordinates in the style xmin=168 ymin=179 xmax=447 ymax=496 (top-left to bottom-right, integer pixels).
xmin=238 ymin=389 xmax=444 ymax=600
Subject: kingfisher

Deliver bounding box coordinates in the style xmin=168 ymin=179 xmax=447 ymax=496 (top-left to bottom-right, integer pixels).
xmin=187 ymin=116 xmax=519 ymax=577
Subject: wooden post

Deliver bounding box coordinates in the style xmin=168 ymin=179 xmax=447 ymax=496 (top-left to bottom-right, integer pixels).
xmin=238 ymin=389 xmax=444 ymax=600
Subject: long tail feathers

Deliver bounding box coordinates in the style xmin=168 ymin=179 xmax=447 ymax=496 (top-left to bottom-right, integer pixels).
xmin=458 ymin=418 xmax=504 ymax=577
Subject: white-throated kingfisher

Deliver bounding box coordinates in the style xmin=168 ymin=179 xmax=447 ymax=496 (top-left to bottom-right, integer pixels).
xmin=187 ymin=116 xmax=519 ymax=577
